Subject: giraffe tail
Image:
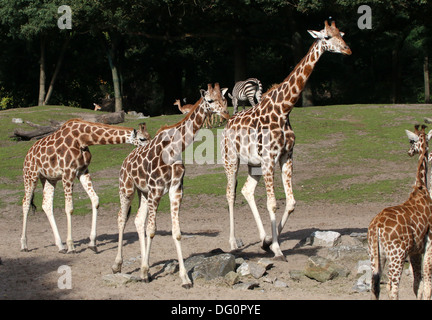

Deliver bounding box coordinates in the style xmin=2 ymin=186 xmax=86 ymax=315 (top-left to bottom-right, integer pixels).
xmin=369 ymin=227 xmax=382 ymax=300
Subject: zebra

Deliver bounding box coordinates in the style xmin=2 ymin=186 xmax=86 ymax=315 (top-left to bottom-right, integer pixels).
xmin=228 ymin=78 xmax=263 ymax=114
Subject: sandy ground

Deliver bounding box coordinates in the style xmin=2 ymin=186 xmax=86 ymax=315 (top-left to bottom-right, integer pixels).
xmin=0 ymin=116 xmax=423 ymax=304
xmin=0 ymin=183 xmax=418 ymax=302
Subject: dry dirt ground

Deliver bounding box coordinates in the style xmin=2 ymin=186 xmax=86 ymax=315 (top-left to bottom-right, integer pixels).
xmin=0 ymin=148 xmax=421 ymax=303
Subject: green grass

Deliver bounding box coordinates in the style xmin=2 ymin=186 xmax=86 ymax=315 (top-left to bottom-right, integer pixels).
xmin=1 ymin=103 xmax=430 ymax=216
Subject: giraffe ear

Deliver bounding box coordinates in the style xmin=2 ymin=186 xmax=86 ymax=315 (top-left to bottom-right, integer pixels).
xmin=405 ymin=130 xmax=419 ymax=142
xmin=340 ymin=32 xmax=345 ymax=37
xmin=139 ymin=122 xmax=147 ymax=133
xmin=308 ymin=30 xmax=323 ymax=39
xmin=221 ymin=88 xmax=228 ymax=96
xmin=200 ymin=89 xmax=206 ymax=97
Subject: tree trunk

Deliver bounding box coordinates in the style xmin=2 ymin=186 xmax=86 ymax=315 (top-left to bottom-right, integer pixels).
xmin=38 ymin=36 xmax=47 ymax=106
xmin=424 ymin=56 xmax=430 ymax=103
xmin=44 ymin=37 xmax=70 ymax=105
xmin=107 ymin=47 xmax=122 ymax=112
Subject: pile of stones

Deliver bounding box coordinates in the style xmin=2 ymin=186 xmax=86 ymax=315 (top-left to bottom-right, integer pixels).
xmin=102 ymin=231 xmax=373 ymax=292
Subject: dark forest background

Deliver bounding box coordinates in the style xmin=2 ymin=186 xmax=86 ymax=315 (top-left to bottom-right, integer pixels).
xmin=0 ymin=0 xmax=431 ymax=115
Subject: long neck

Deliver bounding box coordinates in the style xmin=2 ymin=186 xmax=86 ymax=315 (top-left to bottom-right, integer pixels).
xmin=262 ymin=41 xmax=324 ymax=115
xmin=65 ymin=120 xmax=134 ymax=146
xmin=416 ymin=149 xmax=428 ymax=189
xmin=157 ymin=98 xmax=207 ymax=153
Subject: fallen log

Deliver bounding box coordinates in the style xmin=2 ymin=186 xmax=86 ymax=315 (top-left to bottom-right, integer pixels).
xmin=12 ymin=125 xmax=59 ymax=141
xmin=11 ymin=111 xmax=126 ymax=141
xmin=95 ymin=111 xmax=125 ymax=124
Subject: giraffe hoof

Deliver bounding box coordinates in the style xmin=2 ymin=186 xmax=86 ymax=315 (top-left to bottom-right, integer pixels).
xmin=273 ymin=255 xmax=287 ymax=262
xmin=20 ymin=248 xmax=29 ymax=253
xmin=67 ymin=249 xmax=76 ymax=254
xmin=58 ymin=249 xmax=67 ymax=254
xmin=182 ymin=283 xmax=193 ymax=289
xmin=88 ymin=246 xmax=98 ymax=253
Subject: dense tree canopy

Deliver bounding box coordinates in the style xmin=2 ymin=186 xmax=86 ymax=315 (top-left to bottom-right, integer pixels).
xmin=0 ymin=0 xmax=431 ymax=114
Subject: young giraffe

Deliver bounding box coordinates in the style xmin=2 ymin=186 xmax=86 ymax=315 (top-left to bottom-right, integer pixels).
xmin=21 ymin=119 xmax=150 ymax=253
xmin=221 ymin=21 xmax=351 ymax=259
xmin=112 ymin=83 xmax=229 ymax=288
xmin=368 ymin=125 xmax=432 ymax=300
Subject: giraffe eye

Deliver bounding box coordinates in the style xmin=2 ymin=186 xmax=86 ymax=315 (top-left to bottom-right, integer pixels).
xmin=324 ymin=36 xmax=330 ymax=40
xmin=207 ymin=99 xmax=214 ymax=103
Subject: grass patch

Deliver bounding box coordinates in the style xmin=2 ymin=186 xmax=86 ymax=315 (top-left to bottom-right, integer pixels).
xmin=1 ymin=104 xmax=431 ymax=216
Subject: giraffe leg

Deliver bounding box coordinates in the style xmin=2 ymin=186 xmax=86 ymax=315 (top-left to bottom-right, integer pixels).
xmin=112 ymin=189 xmax=134 ymax=274
xmin=410 ymin=253 xmax=424 ymax=299
xmin=225 ymin=160 xmax=240 ymax=251
xmin=241 ymin=166 xmax=269 ymax=250
xmin=277 ymin=151 xmax=296 ymax=236
xmin=134 ymin=191 xmax=150 ymax=282
xmin=139 ymin=189 xmax=163 ymax=283
xmin=41 ymin=178 xmax=66 ymax=253
xmin=262 ymin=165 xmax=285 ymax=261
xmin=169 ymin=171 xmax=192 ymax=288
xmin=386 ymin=257 xmax=404 ymax=300
xmin=79 ymin=171 xmax=99 ymax=252
xmin=62 ymin=175 xmax=76 ymax=253
xmin=21 ymin=174 xmax=38 ymax=252
xmin=421 ymin=235 xmax=432 ymax=300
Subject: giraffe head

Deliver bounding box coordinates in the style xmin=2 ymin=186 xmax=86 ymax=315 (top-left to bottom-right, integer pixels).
xmin=405 ymin=124 xmax=432 ymax=157
xmin=308 ymin=20 xmax=352 ymax=55
xmin=127 ymin=122 xmax=151 ymax=147
xmin=200 ymin=83 xmax=230 ymax=120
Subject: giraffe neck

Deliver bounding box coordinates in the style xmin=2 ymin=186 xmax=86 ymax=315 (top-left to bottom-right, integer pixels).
xmin=416 ymin=149 xmax=428 ymax=189
xmin=262 ymin=40 xmax=324 ymax=115
xmin=157 ymin=98 xmax=207 ymax=152
xmin=64 ymin=120 xmax=134 ymax=146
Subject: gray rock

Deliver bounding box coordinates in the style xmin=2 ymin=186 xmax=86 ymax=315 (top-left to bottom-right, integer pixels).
xmin=224 ymin=271 xmax=240 ymax=286
xmin=304 ymin=256 xmax=350 ymax=282
xmin=248 ymin=262 xmax=267 ymax=279
xmin=189 ymin=253 xmax=236 ymax=281
xmin=327 ymin=245 xmax=369 ymax=261
xmin=233 ymin=281 xmax=259 ymax=290
xmin=308 ymin=231 xmax=342 ymax=247
xmin=102 ymin=273 xmax=141 ymax=287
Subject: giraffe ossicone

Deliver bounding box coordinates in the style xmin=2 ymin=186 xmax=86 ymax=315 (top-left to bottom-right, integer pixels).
xmin=21 ymin=119 xmax=150 ymax=254
xmin=222 ymin=20 xmax=351 ymax=260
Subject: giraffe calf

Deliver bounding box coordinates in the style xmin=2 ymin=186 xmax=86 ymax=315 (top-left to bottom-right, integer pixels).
xmin=368 ymin=125 xmax=432 ymax=300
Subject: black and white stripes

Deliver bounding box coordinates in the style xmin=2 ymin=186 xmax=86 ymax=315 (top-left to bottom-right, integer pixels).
xmin=228 ymin=78 xmax=263 ymax=114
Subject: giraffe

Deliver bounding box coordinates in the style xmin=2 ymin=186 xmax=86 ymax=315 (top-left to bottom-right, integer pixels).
xmin=368 ymin=125 xmax=432 ymax=300
xmin=21 ymin=119 xmax=150 ymax=253
xmin=93 ymin=103 xmax=102 ymax=111
xmin=111 ymin=83 xmax=229 ymax=288
xmin=221 ymin=21 xmax=351 ymax=260
xmin=173 ymin=99 xmax=194 ymax=114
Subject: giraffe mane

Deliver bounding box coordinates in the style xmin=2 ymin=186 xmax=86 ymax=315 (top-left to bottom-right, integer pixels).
xmin=62 ymin=118 xmax=134 ymax=131
xmin=156 ymin=98 xmax=202 ymax=135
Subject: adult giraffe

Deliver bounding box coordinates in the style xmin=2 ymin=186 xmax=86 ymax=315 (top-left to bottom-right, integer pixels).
xmin=368 ymin=125 xmax=432 ymax=300
xmin=221 ymin=21 xmax=351 ymax=260
xmin=112 ymin=84 xmax=229 ymax=288
xmin=21 ymin=119 xmax=150 ymax=253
